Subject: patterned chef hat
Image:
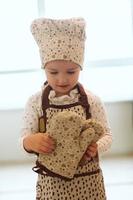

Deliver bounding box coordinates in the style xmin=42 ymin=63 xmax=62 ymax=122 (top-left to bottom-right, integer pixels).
xmin=31 ymin=17 xmax=86 ymax=69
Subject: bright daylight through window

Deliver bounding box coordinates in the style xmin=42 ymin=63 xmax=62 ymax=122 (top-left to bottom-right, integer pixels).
xmin=0 ymin=0 xmax=133 ymax=109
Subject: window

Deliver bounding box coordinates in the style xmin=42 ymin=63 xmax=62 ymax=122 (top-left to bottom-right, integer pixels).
xmin=0 ymin=0 xmax=40 ymax=72
xmin=0 ymin=0 xmax=133 ymax=109
xmin=44 ymin=0 xmax=133 ymax=67
xmin=0 ymin=0 xmax=133 ymax=72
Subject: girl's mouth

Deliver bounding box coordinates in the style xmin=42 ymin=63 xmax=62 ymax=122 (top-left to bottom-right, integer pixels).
xmin=57 ymin=85 xmax=69 ymax=88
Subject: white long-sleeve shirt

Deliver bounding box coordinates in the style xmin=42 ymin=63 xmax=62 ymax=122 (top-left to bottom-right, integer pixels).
xmin=21 ymin=87 xmax=112 ymax=154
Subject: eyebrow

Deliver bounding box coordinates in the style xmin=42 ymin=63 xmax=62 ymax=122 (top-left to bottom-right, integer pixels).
xmin=47 ymin=67 xmax=78 ymax=71
xmin=47 ymin=68 xmax=58 ymax=71
xmin=67 ymin=67 xmax=79 ymax=71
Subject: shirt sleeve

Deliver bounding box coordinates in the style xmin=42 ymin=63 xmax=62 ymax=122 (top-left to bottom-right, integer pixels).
xmin=88 ymin=93 xmax=113 ymax=154
xmin=20 ymin=92 xmax=42 ymax=153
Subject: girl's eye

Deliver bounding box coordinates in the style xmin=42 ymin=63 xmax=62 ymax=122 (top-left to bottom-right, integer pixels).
xmin=50 ymin=72 xmax=58 ymax=74
xmin=67 ymin=71 xmax=75 ymax=74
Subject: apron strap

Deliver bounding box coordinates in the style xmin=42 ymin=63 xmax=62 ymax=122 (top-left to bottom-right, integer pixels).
xmin=40 ymin=82 xmax=91 ymax=132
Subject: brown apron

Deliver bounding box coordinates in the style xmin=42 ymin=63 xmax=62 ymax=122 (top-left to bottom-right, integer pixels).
xmin=34 ymin=82 xmax=106 ymax=200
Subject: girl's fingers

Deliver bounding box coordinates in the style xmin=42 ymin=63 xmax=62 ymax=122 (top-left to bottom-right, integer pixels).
xmin=34 ymin=133 xmax=56 ymax=153
xmin=87 ymin=151 xmax=96 ymax=158
xmin=41 ymin=141 xmax=55 ymax=153
xmin=38 ymin=139 xmax=55 ymax=153
xmin=80 ymin=143 xmax=98 ymax=165
xmin=83 ymin=154 xmax=91 ymax=161
xmin=86 ymin=148 xmax=96 ymax=156
xmin=43 ymin=134 xmax=56 ymax=146
xmin=86 ymin=143 xmax=98 ymax=158
xmin=86 ymin=148 xmax=97 ymax=156
xmin=39 ymin=146 xmax=54 ymax=154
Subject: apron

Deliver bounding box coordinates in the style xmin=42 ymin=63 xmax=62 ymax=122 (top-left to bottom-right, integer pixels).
xmin=33 ymin=82 xmax=106 ymax=200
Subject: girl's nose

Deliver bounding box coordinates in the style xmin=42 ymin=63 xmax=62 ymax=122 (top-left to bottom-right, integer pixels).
xmin=57 ymin=75 xmax=68 ymax=85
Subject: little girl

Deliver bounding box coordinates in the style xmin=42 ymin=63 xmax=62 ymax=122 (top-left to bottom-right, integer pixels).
xmin=21 ymin=17 xmax=112 ymax=200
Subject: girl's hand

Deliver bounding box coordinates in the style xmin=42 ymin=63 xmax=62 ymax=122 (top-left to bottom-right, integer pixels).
xmin=85 ymin=142 xmax=98 ymax=160
xmin=23 ymin=133 xmax=56 ymax=154
xmin=79 ymin=143 xmax=98 ymax=165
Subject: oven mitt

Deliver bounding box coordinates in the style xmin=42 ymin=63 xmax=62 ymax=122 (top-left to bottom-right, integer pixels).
xmin=38 ymin=111 xmax=104 ymax=179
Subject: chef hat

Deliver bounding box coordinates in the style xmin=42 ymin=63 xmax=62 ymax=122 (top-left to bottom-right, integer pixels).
xmin=31 ymin=17 xmax=86 ymax=69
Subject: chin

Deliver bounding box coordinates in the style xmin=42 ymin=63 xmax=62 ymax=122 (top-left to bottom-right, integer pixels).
xmin=55 ymin=89 xmax=70 ymax=96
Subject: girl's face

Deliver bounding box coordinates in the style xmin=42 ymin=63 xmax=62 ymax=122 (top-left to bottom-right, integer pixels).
xmin=45 ymin=60 xmax=81 ymax=96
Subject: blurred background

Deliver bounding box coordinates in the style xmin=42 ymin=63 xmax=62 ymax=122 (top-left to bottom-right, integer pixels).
xmin=0 ymin=0 xmax=133 ymax=199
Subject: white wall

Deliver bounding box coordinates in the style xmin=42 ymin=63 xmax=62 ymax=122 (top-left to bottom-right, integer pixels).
xmin=105 ymin=102 xmax=133 ymax=155
xmin=0 ymin=102 xmax=133 ymax=162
